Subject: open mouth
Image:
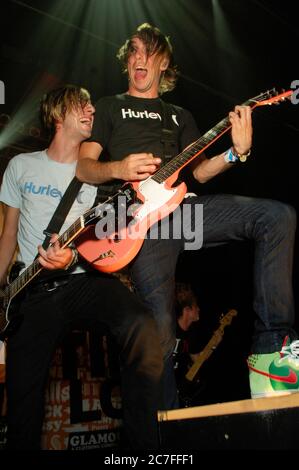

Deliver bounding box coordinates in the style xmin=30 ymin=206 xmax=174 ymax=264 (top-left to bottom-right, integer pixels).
xmin=79 ymin=117 xmax=92 ymax=127
xmin=135 ymin=66 xmax=147 ymax=80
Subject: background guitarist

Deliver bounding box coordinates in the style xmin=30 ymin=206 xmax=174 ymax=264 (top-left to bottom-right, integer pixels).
xmin=173 ymin=283 xmax=201 ymax=382
xmin=0 ymin=84 xmax=163 ymax=450
xmin=77 ymin=23 xmax=299 ymax=406
xmin=172 ymin=283 xmax=203 ymax=406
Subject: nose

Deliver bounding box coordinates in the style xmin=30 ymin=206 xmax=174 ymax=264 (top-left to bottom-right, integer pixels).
xmin=135 ymin=48 xmax=146 ymax=63
xmin=85 ymin=103 xmax=95 ymax=115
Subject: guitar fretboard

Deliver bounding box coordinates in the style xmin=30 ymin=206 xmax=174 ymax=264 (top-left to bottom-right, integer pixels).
xmin=5 ymin=191 xmax=122 ymax=301
xmin=151 ymin=96 xmax=261 ymax=184
xmin=5 ymin=215 xmax=87 ymax=300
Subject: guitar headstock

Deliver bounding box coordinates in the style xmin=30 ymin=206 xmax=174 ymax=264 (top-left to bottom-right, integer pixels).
xmin=250 ymin=88 xmax=292 ymax=107
xmin=219 ymin=308 xmax=238 ymax=327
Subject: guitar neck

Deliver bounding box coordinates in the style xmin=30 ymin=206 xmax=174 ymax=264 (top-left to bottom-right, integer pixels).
xmin=152 ymin=97 xmax=259 ymax=184
xmin=185 ymin=308 xmax=237 ymax=382
xmin=185 ymin=329 xmax=224 ymax=382
xmin=5 ymin=191 xmax=118 ymax=301
xmin=7 ymin=259 xmax=42 ymax=300
xmin=6 ymin=213 xmax=88 ymax=300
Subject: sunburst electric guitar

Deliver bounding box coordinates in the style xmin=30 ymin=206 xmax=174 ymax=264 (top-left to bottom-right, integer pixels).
xmin=75 ymin=89 xmax=292 ymax=273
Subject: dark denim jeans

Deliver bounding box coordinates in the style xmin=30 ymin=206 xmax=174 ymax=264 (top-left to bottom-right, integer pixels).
xmin=130 ymin=194 xmax=297 ymax=409
xmin=6 ymin=273 xmax=163 ymax=450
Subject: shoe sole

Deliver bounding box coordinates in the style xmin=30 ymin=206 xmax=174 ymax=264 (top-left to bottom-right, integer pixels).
xmin=251 ymin=390 xmax=296 ymax=399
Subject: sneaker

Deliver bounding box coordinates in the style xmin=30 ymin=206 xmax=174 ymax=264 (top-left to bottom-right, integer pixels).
xmin=247 ymin=336 xmax=299 ymax=398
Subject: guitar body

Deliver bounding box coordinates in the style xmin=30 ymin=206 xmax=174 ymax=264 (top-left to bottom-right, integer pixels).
xmin=76 ymin=177 xmax=187 ymax=273
xmin=75 ymin=89 xmax=291 ymax=274
xmin=178 ymin=375 xmax=207 ymax=408
xmin=0 ymin=294 xmax=23 ymax=341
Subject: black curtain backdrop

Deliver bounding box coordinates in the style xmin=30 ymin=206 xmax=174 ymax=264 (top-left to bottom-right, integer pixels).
xmin=1 ymin=0 xmax=298 ymax=402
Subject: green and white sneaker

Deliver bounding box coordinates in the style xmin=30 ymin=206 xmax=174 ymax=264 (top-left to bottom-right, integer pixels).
xmin=248 ymin=337 xmax=299 ymax=398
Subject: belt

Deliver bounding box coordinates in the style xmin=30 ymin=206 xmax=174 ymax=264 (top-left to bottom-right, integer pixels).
xmin=28 ymin=275 xmax=73 ymax=294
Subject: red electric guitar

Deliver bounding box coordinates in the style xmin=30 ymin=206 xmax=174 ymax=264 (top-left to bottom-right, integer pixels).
xmin=75 ymin=88 xmax=292 ymax=273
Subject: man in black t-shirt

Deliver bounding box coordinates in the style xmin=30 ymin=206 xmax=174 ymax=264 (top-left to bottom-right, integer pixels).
xmin=173 ymin=283 xmax=201 ymax=383
xmin=173 ymin=283 xmax=208 ymax=407
xmin=77 ymin=23 xmax=298 ymax=406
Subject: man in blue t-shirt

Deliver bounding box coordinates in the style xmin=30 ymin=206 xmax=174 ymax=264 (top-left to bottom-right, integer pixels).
xmin=0 ymin=84 xmax=163 ymax=450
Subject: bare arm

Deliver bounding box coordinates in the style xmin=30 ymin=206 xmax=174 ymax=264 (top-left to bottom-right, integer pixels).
xmin=192 ymin=105 xmax=252 ymax=183
xmin=0 ymin=205 xmax=19 ymax=285
xmin=191 ymin=151 xmax=230 ymax=184
xmin=0 ymin=205 xmax=74 ymax=281
xmin=77 ymin=141 xmax=161 ymax=184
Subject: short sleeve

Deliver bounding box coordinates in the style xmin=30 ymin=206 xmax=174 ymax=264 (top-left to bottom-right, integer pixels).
xmin=88 ymin=96 xmax=114 ymax=148
xmin=0 ymin=157 xmax=22 ymax=208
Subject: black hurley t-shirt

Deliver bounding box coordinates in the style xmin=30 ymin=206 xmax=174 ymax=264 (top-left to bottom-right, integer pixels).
xmin=89 ymin=93 xmax=201 ymax=197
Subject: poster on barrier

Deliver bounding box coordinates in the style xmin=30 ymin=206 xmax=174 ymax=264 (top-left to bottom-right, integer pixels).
xmin=0 ymin=329 xmax=123 ymax=450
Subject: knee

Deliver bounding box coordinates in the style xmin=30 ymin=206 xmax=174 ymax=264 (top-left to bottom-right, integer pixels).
xmin=269 ymin=201 xmax=297 ymax=232
xmin=257 ymin=200 xmax=297 ymax=234
xmin=123 ymin=313 xmax=163 ymax=379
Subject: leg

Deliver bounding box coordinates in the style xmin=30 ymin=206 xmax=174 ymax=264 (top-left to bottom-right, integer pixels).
xmin=6 ymin=291 xmax=66 ymax=449
xmin=57 ymin=274 xmax=163 ymax=449
xmin=183 ymin=194 xmax=297 ymax=352
xmin=129 ymin=220 xmax=183 ymax=410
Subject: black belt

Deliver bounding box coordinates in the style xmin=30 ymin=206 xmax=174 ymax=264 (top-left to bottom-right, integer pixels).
xmin=27 ymin=271 xmax=109 ymax=295
xmin=28 ymin=275 xmax=74 ymax=294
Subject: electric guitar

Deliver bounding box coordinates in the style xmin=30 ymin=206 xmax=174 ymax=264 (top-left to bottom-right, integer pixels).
xmin=178 ymin=308 xmax=238 ymax=406
xmin=185 ymin=308 xmax=238 ymax=382
xmin=75 ymin=89 xmax=292 ymax=273
xmin=0 ymin=194 xmax=124 ymax=340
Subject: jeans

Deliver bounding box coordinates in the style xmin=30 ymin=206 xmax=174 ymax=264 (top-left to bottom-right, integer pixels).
xmin=130 ymin=194 xmax=297 ymax=408
xmin=6 ymin=273 xmax=163 ymax=450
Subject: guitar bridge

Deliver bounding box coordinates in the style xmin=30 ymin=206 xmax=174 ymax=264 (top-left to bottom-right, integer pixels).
xmin=92 ymin=250 xmax=116 ymax=263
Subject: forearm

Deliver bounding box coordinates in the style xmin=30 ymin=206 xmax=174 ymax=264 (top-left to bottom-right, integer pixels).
xmin=193 ymin=151 xmax=231 ymax=183
xmin=76 ymin=158 xmax=121 ymax=185
xmin=193 ymin=104 xmax=252 ymax=184
xmin=77 ymin=153 xmax=161 ymax=184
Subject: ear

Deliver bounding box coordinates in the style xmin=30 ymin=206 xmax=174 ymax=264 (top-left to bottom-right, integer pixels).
xmin=160 ymin=58 xmax=169 ymax=72
xmin=183 ymin=306 xmax=191 ymax=316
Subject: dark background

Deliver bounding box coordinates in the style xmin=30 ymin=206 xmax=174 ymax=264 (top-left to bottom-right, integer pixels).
xmin=1 ymin=0 xmax=298 ymax=403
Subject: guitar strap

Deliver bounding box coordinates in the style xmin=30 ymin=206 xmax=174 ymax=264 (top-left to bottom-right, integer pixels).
xmin=41 ymin=176 xmax=83 ymax=250
xmin=160 ymin=99 xmax=179 ymax=163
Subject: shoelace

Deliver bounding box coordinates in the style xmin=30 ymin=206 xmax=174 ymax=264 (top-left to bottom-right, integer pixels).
xmin=281 ymin=340 xmax=299 ymax=360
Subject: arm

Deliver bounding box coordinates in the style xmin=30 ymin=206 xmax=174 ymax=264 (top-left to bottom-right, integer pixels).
xmin=192 ymin=105 xmax=252 ymax=183
xmin=0 ymin=205 xmax=19 ymax=285
xmin=77 ymin=141 xmax=161 ymax=184
xmin=0 ymin=205 xmax=74 ymax=277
